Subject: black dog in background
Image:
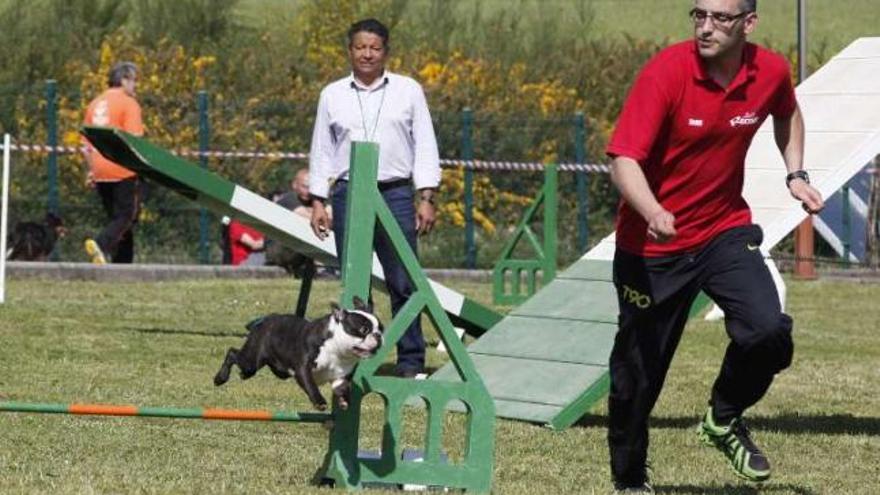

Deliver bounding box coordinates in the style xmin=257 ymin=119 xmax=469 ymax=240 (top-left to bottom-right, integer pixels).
xmin=6 ymin=213 xmax=66 ymax=261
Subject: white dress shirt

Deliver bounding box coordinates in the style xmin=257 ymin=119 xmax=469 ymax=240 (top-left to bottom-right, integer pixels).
xmin=308 ymin=71 xmax=441 ymax=199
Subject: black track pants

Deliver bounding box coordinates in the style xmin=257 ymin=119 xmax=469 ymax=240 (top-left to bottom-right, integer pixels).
xmin=607 ymin=225 xmax=793 ymax=486
xmin=96 ymin=178 xmax=141 ymax=263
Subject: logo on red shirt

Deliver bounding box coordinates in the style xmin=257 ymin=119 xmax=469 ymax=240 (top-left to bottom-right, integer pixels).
xmin=729 ymin=111 xmax=760 ymax=127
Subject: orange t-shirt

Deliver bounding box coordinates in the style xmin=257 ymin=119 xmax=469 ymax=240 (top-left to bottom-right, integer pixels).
xmin=83 ymin=88 xmax=144 ymax=181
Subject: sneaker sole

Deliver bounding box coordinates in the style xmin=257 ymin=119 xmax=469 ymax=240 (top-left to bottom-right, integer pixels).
xmin=698 ymin=427 xmax=771 ymax=482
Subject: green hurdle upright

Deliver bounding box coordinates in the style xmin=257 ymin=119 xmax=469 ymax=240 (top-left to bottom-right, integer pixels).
xmin=322 ymin=142 xmax=495 ymax=492
xmin=492 ymin=163 xmax=558 ymax=305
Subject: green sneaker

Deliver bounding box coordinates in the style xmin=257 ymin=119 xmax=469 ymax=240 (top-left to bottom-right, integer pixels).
xmin=698 ymin=407 xmax=770 ymax=482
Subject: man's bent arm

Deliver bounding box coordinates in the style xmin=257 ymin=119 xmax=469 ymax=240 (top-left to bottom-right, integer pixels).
xmin=773 ymin=104 xmax=824 ymax=213
xmin=611 ymin=156 xmax=664 ymax=221
xmin=773 ymin=103 xmax=805 ymax=174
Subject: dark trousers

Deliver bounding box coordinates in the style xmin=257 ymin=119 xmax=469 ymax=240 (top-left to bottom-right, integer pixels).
xmin=96 ymin=178 xmax=141 ymax=264
xmin=331 ymin=180 xmax=425 ymax=373
xmin=608 ymin=225 xmax=793 ymax=486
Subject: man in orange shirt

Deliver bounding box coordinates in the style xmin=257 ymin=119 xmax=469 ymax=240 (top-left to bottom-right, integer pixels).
xmin=82 ymin=62 xmax=144 ymax=264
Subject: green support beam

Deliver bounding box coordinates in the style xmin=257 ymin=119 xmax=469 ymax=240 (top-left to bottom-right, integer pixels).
xmin=492 ymin=163 xmax=558 ymax=305
xmin=323 ymin=142 xmax=495 ymax=492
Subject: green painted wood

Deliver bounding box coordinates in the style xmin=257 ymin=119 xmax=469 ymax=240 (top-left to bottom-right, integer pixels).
xmin=548 ymin=371 xmax=610 ymax=430
xmin=323 ymin=142 xmax=494 ymax=493
xmin=432 ymin=259 xmax=617 ymax=429
xmin=689 ymin=291 xmax=713 ymax=318
xmin=511 ymin=278 xmax=618 ymax=323
xmin=82 ymin=126 xmax=234 ymax=204
xmin=467 ymin=317 xmax=616 ymax=365
xmin=452 ymin=299 xmax=503 ymax=336
xmin=557 ymin=258 xmax=614 ymax=281
xmin=440 ymin=398 xmax=564 ymax=425
xmin=492 ymin=164 xmax=558 ymax=305
xmin=432 ymin=354 xmax=607 ymax=408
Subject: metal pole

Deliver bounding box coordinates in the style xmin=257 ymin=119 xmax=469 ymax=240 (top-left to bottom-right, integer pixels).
xmin=46 ymin=80 xmax=59 ymax=218
xmin=462 ymin=108 xmax=475 ymax=269
xmin=793 ymin=0 xmax=817 ymax=279
xmin=797 ymin=0 xmax=808 ymax=83
xmin=842 ymin=183 xmax=851 ymax=265
xmin=198 ymin=91 xmax=210 ymax=264
xmin=574 ymin=112 xmax=588 ymax=253
xmin=1 ymin=134 xmax=11 ymax=304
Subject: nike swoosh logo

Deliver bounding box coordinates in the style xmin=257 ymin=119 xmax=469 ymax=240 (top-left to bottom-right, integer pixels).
xmin=747 ymin=243 xmax=760 ymax=251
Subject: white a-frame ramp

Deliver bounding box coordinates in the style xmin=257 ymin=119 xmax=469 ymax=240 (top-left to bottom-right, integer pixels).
xmin=745 ymin=37 xmax=880 ymax=250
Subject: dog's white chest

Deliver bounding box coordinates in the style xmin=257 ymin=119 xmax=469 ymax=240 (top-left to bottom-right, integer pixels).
xmin=311 ymin=344 xmax=357 ymax=385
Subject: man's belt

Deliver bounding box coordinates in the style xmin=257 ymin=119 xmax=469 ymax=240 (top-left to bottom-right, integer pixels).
xmin=334 ymin=177 xmax=411 ymax=192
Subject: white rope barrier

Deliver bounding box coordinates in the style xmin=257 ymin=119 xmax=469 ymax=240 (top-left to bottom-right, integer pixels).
xmin=0 ymin=142 xmax=611 ymax=174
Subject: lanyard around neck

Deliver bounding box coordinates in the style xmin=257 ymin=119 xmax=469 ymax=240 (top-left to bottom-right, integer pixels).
xmin=354 ymin=80 xmax=387 ymax=142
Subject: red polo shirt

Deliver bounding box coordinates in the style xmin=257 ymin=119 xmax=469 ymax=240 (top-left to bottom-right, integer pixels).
xmin=606 ymin=40 xmax=796 ymax=256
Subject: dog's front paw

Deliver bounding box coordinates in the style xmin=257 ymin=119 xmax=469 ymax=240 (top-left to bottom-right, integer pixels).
xmin=311 ymin=395 xmax=328 ymax=411
xmin=213 ymin=371 xmax=228 ymax=386
xmin=332 ymin=380 xmax=352 ymax=410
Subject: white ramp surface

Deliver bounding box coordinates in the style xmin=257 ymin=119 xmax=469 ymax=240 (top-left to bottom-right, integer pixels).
xmin=745 ymin=37 xmax=880 ymax=249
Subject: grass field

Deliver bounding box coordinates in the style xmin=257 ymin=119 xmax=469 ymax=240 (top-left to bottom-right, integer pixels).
xmin=1 ymin=275 xmax=878 ymax=494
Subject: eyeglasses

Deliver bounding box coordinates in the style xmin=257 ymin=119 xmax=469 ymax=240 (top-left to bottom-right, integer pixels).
xmin=689 ymin=8 xmax=750 ymax=26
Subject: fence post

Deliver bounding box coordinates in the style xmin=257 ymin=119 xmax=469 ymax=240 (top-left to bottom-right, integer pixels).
xmin=574 ymin=112 xmax=588 ymax=253
xmin=842 ymin=181 xmax=851 ymax=266
xmin=197 ymin=90 xmax=210 ymax=264
xmin=462 ymin=107 xmax=475 ymax=269
xmin=46 ymin=80 xmax=60 ymax=261
xmin=46 ymin=80 xmax=59 ymax=216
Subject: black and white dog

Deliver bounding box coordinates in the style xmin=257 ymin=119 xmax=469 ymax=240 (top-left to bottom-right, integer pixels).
xmin=213 ymin=297 xmax=383 ymax=410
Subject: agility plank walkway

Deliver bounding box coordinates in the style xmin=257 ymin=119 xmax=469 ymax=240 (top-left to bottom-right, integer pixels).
xmin=433 ymin=37 xmax=880 ymax=430
xmin=80 ymin=127 xmax=501 ymax=338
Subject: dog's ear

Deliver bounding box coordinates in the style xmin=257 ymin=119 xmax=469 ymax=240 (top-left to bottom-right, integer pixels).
xmin=330 ymin=302 xmax=345 ymax=322
xmin=352 ymin=296 xmax=371 ymax=312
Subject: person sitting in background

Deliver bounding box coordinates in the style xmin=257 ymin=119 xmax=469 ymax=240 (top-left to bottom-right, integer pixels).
xmin=266 ymin=168 xmax=328 ymax=277
xmin=276 ymin=168 xmax=314 ymax=215
xmin=228 ymin=219 xmax=265 ymax=266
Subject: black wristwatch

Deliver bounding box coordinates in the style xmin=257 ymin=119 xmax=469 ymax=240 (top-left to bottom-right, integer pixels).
xmin=418 ymin=189 xmax=436 ymax=205
xmin=785 ymin=170 xmax=810 ymax=189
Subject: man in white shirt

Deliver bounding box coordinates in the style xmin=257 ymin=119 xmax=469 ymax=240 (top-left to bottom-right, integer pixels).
xmin=308 ymin=18 xmax=441 ymax=378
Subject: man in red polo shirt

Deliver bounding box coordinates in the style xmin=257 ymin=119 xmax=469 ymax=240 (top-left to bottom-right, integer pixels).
xmin=605 ymin=1 xmax=824 ymax=491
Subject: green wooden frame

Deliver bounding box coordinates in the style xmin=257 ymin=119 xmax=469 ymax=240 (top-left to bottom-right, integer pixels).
xmin=492 ymin=163 xmax=558 ymax=305
xmin=79 ymin=129 xmax=497 ymax=492
xmin=321 ymin=142 xmax=495 ymax=492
